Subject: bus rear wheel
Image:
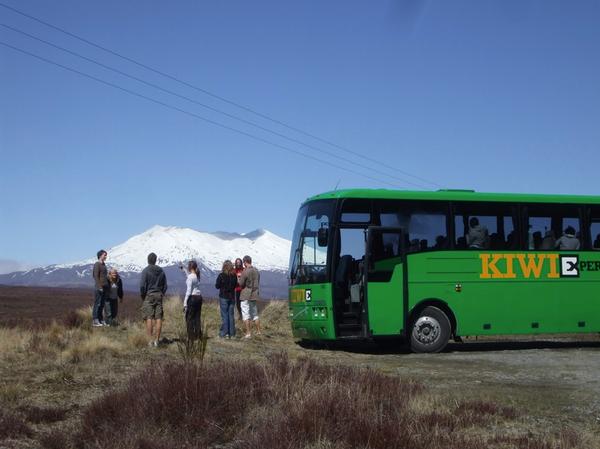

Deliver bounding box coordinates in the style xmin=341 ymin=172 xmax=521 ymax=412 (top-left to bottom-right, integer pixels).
xmin=410 ymin=306 xmax=451 ymax=353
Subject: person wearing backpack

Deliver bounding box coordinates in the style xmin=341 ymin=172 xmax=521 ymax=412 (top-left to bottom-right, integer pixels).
xmin=215 ymin=260 xmax=238 ymax=338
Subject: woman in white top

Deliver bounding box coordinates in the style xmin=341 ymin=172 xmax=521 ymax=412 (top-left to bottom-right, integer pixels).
xmin=182 ymin=260 xmax=202 ymax=340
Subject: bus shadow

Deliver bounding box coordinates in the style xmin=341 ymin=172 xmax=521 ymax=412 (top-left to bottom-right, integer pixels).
xmin=297 ymin=338 xmax=600 ymax=355
xmin=445 ymin=339 xmax=600 ymax=353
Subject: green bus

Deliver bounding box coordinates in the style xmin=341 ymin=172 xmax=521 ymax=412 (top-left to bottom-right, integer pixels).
xmin=288 ymin=189 xmax=600 ymax=352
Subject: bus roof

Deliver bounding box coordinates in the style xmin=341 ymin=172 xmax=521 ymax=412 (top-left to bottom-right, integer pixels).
xmin=304 ymin=189 xmax=600 ymax=205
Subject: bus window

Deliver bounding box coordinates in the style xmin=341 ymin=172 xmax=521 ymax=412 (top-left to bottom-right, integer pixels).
xmin=590 ymin=207 xmax=600 ymax=250
xmin=377 ymin=200 xmax=448 ymax=252
xmin=454 ymin=203 xmax=515 ymax=250
xmin=339 ymin=228 xmax=366 ymax=261
xmin=289 ymin=200 xmax=334 ymax=284
xmin=407 ymin=212 xmax=447 ymax=252
xmin=526 ymin=205 xmax=581 ymax=251
xmin=341 ymin=199 xmax=371 ymax=223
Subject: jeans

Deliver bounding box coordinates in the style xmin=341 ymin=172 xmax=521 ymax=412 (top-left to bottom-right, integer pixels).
xmin=185 ymin=295 xmax=203 ymax=340
xmin=105 ymin=298 xmax=119 ymax=325
xmin=219 ymin=297 xmax=236 ymax=337
xmin=235 ymin=290 xmax=242 ymax=320
xmin=92 ymin=288 xmax=106 ymax=322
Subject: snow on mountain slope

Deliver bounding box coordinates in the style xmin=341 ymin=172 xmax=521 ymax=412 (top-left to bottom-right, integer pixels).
xmin=57 ymin=225 xmax=292 ymax=273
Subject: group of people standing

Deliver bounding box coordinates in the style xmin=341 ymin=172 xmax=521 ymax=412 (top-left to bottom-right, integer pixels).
xmin=91 ymin=249 xmax=261 ymax=347
xmin=92 ymin=250 xmax=124 ymax=327
xmin=185 ymin=255 xmax=261 ymax=341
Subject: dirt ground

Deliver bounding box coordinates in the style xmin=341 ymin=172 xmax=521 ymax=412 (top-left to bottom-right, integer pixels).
xmin=1 ymin=285 xmax=600 ymax=446
xmin=296 ymin=338 xmax=600 ymax=440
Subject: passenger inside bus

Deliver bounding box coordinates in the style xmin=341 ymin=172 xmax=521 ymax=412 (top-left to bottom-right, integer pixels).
xmin=466 ymin=217 xmax=490 ymax=249
xmin=540 ymin=229 xmax=556 ymax=250
xmin=555 ymin=226 xmax=580 ymax=250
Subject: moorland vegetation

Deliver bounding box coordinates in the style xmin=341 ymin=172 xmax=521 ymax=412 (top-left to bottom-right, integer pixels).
xmin=0 ymin=296 xmax=591 ymax=449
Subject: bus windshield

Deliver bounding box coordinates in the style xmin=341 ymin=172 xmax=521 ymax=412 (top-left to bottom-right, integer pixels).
xmin=289 ymin=200 xmax=334 ymax=284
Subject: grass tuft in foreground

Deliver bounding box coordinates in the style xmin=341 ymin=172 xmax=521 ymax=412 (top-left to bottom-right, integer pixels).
xmin=63 ymin=352 xmax=577 ymax=449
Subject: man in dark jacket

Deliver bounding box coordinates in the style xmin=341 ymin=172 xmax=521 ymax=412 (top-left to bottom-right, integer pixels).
xmin=140 ymin=252 xmax=167 ymax=347
xmin=92 ymin=250 xmax=109 ymax=327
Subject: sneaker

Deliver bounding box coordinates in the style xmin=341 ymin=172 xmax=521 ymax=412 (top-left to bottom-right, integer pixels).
xmin=243 ymin=334 xmax=251 ymax=339
xmin=92 ymin=320 xmax=103 ymax=327
xmin=100 ymin=321 xmax=109 ymax=327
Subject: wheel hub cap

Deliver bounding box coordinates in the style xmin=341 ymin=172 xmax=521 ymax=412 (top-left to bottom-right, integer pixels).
xmin=413 ymin=316 xmax=441 ymax=345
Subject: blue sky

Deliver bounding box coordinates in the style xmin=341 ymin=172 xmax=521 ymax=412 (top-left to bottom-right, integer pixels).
xmin=1 ymin=0 xmax=600 ymax=270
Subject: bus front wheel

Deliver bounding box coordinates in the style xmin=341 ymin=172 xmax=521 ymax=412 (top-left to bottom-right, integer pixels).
xmin=410 ymin=306 xmax=451 ymax=353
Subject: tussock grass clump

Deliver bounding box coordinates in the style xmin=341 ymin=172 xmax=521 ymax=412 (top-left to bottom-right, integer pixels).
xmin=68 ymin=352 xmax=567 ymax=449
xmin=0 ymin=327 xmax=30 ymax=355
xmin=64 ymin=307 xmax=89 ymax=329
xmin=127 ymin=330 xmax=149 ymax=349
xmin=0 ymin=382 xmax=25 ymax=405
xmin=259 ymin=300 xmax=292 ymax=337
xmin=62 ymin=333 xmax=125 ymax=363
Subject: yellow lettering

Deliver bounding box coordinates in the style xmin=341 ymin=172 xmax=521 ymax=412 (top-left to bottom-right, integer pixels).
xmin=503 ymin=254 xmax=517 ymax=278
xmin=480 ymin=254 xmax=504 ymax=279
xmin=546 ymin=254 xmax=560 ymax=278
xmin=517 ymin=254 xmax=546 ymax=278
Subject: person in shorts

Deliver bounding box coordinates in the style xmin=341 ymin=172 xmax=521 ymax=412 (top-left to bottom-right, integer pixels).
xmin=140 ymin=252 xmax=167 ymax=347
xmin=238 ymin=255 xmax=261 ymax=338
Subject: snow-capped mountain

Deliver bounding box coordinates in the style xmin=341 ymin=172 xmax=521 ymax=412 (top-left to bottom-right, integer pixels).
xmin=58 ymin=225 xmax=291 ymax=273
xmin=0 ymin=226 xmax=292 ymax=298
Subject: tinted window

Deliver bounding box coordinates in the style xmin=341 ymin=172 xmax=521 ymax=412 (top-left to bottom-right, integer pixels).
xmin=341 ymin=199 xmax=371 ymax=223
xmin=454 ymin=203 xmax=516 ymax=250
xmin=587 ymin=206 xmax=600 ymax=250
xmin=377 ymin=201 xmax=448 ymax=252
xmin=526 ymin=204 xmax=581 ymax=251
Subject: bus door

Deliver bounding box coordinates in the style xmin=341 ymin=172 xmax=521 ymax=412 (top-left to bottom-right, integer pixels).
xmin=334 ymin=226 xmax=368 ymax=337
xmin=365 ymin=227 xmax=406 ymax=337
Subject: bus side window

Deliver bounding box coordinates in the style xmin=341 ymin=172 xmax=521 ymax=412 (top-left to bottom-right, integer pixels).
xmin=589 ymin=207 xmax=600 ymax=250
xmin=453 ymin=203 xmax=516 ymax=250
xmin=527 ymin=204 xmax=582 ymax=251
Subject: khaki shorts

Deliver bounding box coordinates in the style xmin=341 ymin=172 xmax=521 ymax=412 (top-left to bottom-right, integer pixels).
xmin=142 ymin=292 xmax=164 ymax=320
xmin=241 ymin=300 xmax=259 ymax=321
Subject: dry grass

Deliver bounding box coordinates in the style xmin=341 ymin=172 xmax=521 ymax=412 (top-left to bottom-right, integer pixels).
xmin=0 ymin=382 xmax=26 ymax=405
xmin=62 ymin=353 xmax=577 ymax=449
xmin=0 ymin=326 xmax=31 ymax=355
xmin=0 ymin=298 xmax=595 ymax=449
xmin=62 ymin=333 xmax=126 ymax=363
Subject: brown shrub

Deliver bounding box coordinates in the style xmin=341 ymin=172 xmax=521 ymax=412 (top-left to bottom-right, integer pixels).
xmin=20 ymin=405 xmax=68 ymax=424
xmin=64 ymin=310 xmax=85 ymax=329
xmin=0 ymin=409 xmax=33 ymax=439
xmin=39 ymin=430 xmax=70 ymax=449
xmin=68 ymin=352 xmax=582 ymax=449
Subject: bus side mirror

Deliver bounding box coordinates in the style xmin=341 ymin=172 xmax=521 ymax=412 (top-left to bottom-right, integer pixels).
xmin=317 ymin=227 xmax=328 ymax=247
